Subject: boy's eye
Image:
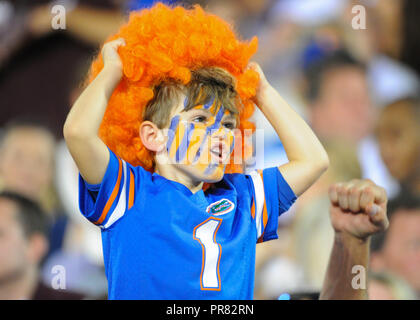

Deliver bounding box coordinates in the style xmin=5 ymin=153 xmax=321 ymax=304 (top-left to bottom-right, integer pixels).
xmin=222 ymin=121 xmax=236 ymax=130
xmin=192 ymin=115 xmax=207 ymax=123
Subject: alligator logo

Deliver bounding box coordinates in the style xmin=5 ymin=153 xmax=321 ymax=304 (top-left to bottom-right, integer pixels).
xmin=206 ymin=199 xmax=234 ymax=216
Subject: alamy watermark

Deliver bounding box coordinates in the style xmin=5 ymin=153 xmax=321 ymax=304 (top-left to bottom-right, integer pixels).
xmin=352 ymin=5 xmax=367 ymax=30
xmin=351 ymin=265 xmax=367 ymax=290
xmin=51 ymin=265 xmax=66 ymax=290
xmin=51 ymin=5 xmax=66 ymax=30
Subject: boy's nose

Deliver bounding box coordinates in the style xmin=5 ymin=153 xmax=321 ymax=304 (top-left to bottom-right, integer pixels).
xmin=212 ymin=127 xmax=227 ymax=140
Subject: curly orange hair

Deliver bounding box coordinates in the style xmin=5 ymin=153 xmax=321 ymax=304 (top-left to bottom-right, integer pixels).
xmin=87 ymin=3 xmax=259 ymax=173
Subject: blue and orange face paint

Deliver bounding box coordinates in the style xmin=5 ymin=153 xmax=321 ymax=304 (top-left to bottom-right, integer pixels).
xmin=164 ymin=96 xmax=236 ymax=180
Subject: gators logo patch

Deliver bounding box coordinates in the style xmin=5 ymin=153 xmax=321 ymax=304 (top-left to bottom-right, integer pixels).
xmin=206 ymin=199 xmax=234 ymax=216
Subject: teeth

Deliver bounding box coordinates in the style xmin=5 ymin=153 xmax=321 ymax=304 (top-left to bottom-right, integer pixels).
xmin=211 ymin=146 xmax=224 ymax=158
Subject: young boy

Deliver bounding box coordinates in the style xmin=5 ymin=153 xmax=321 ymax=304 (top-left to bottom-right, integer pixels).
xmin=64 ymin=5 xmax=331 ymax=299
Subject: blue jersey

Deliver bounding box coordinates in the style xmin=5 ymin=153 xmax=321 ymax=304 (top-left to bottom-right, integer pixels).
xmin=79 ymin=148 xmax=296 ymax=299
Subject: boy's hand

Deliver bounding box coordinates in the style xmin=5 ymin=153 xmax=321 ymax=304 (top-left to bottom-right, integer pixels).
xmin=246 ymin=61 xmax=330 ymax=197
xmin=328 ymin=179 xmax=389 ymax=241
xmin=101 ymin=38 xmax=126 ymax=81
xmin=247 ymin=61 xmax=272 ymax=106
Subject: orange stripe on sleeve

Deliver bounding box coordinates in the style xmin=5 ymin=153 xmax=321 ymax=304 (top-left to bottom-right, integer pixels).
xmin=128 ymin=168 xmax=135 ymax=209
xmin=250 ymin=198 xmax=255 ymax=219
xmin=258 ymin=170 xmax=269 ymax=240
xmin=94 ymin=158 xmax=123 ymax=225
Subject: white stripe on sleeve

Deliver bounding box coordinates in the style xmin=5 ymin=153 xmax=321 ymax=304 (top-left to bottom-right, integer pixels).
xmin=249 ymin=170 xmax=265 ymax=238
xmin=102 ymin=160 xmax=128 ymax=229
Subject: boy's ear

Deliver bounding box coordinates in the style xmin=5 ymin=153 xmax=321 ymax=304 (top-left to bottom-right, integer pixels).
xmin=139 ymin=121 xmax=165 ymax=153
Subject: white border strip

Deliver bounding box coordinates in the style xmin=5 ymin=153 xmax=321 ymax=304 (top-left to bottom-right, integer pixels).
xmin=103 ymin=161 xmax=128 ymax=229
xmin=249 ymin=170 xmax=265 ymax=238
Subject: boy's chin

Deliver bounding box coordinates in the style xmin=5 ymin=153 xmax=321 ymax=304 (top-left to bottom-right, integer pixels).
xmin=201 ymin=168 xmax=225 ymax=183
xmin=183 ymin=165 xmax=226 ymax=184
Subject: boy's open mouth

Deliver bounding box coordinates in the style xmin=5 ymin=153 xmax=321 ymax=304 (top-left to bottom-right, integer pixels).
xmin=210 ymin=142 xmax=228 ymax=163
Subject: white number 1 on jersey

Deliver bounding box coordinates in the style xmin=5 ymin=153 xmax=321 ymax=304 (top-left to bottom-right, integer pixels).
xmin=193 ymin=217 xmax=222 ymax=291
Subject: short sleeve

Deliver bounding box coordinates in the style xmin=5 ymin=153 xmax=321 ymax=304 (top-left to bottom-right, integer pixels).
xmin=247 ymin=167 xmax=296 ymax=243
xmin=78 ymin=148 xmax=138 ymax=229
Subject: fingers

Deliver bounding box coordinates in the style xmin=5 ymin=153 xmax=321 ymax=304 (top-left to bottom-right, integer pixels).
xmin=365 ymin=202 xmax=389 ymax=231
xmin=104 ymin=38 xmax=126 ymax=50
xmin=329 ymin=179 xmax=390 ymax=236
xmin=329 ymin=179 xmax=388 ymax=214
xmin=359 ymin=185 xmax=375 ymax=212
xmin=101 ymin=38 xmax=126 ymax=62
xmin=246 ymin=61 xmax=261 ymax=72
xmin=247 ymin=62 xmax=268 ymax=83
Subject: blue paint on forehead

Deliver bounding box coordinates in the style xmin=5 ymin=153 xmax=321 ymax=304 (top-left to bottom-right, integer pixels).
xmin=208 ymin=105 xmax=225 ymax=131
xmin=203 ymin=97 xmax=215 ymax=109
xmin=183 ymin=95 xmax=218 ymax=111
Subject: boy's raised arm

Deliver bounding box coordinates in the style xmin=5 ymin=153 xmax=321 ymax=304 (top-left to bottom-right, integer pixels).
xmin=249 ymin=62 xmax=330 ymax=196
xmin=63 ymin=38 xmax=125 ymax=185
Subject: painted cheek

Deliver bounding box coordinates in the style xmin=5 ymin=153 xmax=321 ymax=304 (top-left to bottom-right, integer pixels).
xmin=186 ymin=124 xmax=207 ymax=164
xmin=167 ymin=116 xmax=184 ymax=160
xmin=168 ymin=120 xmax=196 ymax=163
xmin=192 ymin=106 xmax=225 ymax=163
xmin=227 ymin=130 xmax=235 ymax=156
xmin=175 ymin=122 xmax=195 ymax=162
xmin=166 ymin=103 xmax=232 ymax=178
xmin=166 ymin=118 xmax=208 ymax=165
xmin=166 ymin=115 xmax=180 ymax=155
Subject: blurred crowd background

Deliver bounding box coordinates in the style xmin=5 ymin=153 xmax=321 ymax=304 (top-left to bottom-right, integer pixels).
xmin=0 ymin=0 xmax=419 ymax=300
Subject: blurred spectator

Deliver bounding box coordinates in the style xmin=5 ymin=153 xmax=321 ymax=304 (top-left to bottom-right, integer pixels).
xmin=302 ymin=49 xmax=398 ymax=197
xmin=0 ymin=119 xmax=74 ymax=263
xmin=0 ymin=118 xmax=105 ymax=298
xmin=0 ymin=119 xmax=56 ymax=211
xmin=273 ymin=0 xmax=349 ymax=27
xmin=376 ymin=97 xmax=420 ymax=198
xmin=27 ymin=1 xmax=126 ymax=47
xmin=304 ymin=49 xmax=372 ymax=144
xmin=0 ymin=190 xmax=84 ymax=299
xmin=362 ymin=0 xmax=420 ymax=107
xmin=399 ymin=0 xmax=420 ymax=78
xmin=370 ymin=193 xmax=420 ymax=299
xmin=371 ymin=0 xmax=420 ymax=78
xmin=206 ymin=0 xmax=275 ymax=39
xmin=39 ymin=63 xmax=108 ymax=298
xmin=0 ymin=0 xmax=123 ymax=137
xmin=368 ymin=271 xmax=417 ymax=300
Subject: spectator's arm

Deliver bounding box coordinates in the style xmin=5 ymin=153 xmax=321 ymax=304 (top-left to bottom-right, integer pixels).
xmin=28 ymin=5 xmax=126 ymax=45
xmin=320 ymin=179 xmax=389 ymax=299
xmin=65 ymin=6 xmax=126 ymax=45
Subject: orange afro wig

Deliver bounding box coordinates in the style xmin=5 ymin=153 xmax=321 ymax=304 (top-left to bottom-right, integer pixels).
xmin=87 ymin=2 xmax=260 ymax=173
